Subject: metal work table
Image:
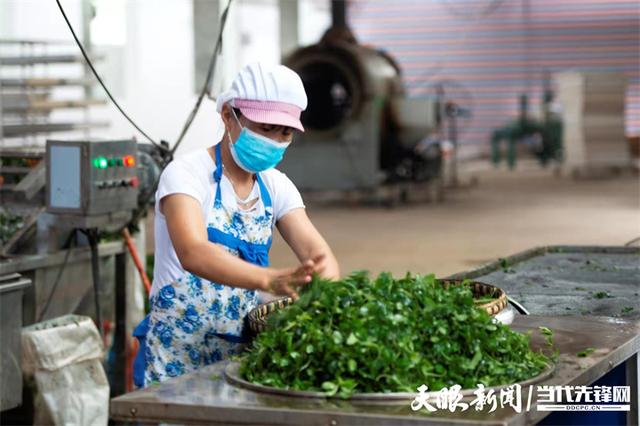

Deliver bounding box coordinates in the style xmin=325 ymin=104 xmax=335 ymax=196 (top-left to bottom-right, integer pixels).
xmin=112 ymin=246 xmax=639 ymax=424
xmin=447 ymin=245 xmax=639 ymax=320
xmin=111 ymin=315 xmax=639 ymax=425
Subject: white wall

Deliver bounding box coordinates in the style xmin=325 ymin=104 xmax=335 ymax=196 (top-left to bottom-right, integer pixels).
xmin=1 ymin=0 xmax=330 ymax=154
xmin=94 ymin=0 xmax=217 ymax=155
xmin=298 ymin=0 xmax=330 ymax=47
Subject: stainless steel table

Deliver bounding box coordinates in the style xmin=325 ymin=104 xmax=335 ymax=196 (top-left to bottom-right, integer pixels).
xmin=111 ymin=315 xmax=639 ymax=425
xmin=446 ymin=245 xmax=640 ymax=320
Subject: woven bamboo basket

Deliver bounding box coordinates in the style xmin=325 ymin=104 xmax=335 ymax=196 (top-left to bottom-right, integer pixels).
xmin=246 ymin=280 xmax=508 ymax=335
xmin=442 ymin=279 xmax=508 ymax=316
xmin=247 ymin=296 xmax=293 ymax=335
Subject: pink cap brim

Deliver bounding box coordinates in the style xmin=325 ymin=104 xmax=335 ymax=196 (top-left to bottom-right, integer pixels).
xmin=234 ymin=99 xmax=304 ymax=132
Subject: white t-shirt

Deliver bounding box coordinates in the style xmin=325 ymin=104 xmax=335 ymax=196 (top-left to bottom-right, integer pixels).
xmin=151 ymin=147 xmax=304 ymax=297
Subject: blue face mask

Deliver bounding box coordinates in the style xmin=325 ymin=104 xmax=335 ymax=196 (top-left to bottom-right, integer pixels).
xmin=228 ymin=111 xmax=290 ymax=173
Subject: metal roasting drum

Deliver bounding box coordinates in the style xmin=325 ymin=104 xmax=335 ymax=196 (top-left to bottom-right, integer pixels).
xmin=279 ymin=23 xmax=441 ymax=191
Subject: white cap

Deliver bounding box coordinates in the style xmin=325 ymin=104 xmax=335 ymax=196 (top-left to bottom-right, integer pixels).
xmin=216 ymin=62 xmax=308 ymax=131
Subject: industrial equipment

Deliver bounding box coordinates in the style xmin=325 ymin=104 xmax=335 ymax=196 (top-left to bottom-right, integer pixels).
xmin=0 ymin=138 xmax=162 ymax=417
xmin=46 ymin=139 xmax=139 ymax=230
xmin=0 ymin=273 xmax=31 ymax=411
xmin=279 ymin=25 xmax=441 ymax=193
xmin=1 ymin=140 xmax=159 ymax=251
xmin=44 ymin=139 xmax=140 ymax=340
xmin=0 ymin=39 xmax=109 ymax=142
xmin=490 ymin=93 xmax=562 ymax=170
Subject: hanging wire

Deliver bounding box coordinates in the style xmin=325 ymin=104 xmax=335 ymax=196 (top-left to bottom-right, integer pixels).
xmin=128 ymin=0 xmax=234 ymax=227
xmin=56 ymin=0 xmax=235 ymax=227
xmin=171 ymin=0 xmax=233 ymax=155
xmin=55 ymin=0 xmax=166 ymax=151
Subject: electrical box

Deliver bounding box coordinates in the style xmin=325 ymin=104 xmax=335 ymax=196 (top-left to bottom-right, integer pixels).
xmin=46 ymin=140 xmax=139 ymax=216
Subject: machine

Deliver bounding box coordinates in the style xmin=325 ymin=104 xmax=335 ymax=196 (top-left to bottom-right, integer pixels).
xmin=279 ymin=25 xmax=442 ymax=192
xmin=1 ymin=139 xmax=160 ymax=254
xmin=0 ymin=139 xmax=162 ymax=416
xmin=490 ymin=93 xmax=562 ymax=170
xmin=46 ymin=139 xmax=139 ymax=229
xmin=47 ymin=140 xmax=139 ymax=214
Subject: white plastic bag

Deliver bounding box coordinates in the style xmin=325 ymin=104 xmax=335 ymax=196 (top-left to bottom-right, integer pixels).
xmin=22 ymin=315 xmax=109 ymax=426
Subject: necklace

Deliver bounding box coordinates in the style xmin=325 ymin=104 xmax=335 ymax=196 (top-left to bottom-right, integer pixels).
xmin=221 ymin=165 xmax=258 ymax=208
xmin=215 ymin=145 xmax=258 ymax=208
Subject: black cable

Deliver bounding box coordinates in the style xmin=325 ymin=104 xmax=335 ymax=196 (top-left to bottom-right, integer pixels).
xmin=171 ymin=0 xmax=233 ymax=155
xmin=37 ymin=231 xmax=76 ymax=322
xmin=55 ymin=0 xmax=165 ymax=151
xmin=624 ymin=236 xmax=640 ymax=247
xmin=57 ymin=0 xmax=233 ymax=228
xmin=83 ymin=228 xmax=104 ymax=337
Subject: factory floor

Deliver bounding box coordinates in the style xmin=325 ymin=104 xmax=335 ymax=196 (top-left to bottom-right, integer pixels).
xmin=268 ymin=161 xmax=640 ymax=278
xmin=144 ymin=160 xmax=639 ymax=279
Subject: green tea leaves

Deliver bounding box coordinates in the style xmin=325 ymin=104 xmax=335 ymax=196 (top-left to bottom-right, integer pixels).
xmin=346 ymin=333 xmax=358 ymax=346
xmin=576 ymin=348 xmax=595 ymax=358
xmin=538 ymin=326 xmax=553 ymax=337
xmin=240 ymin=272 xmax=549 ymax=398
xmin=538 ymin=326 xmax=559 ymax=362
xmin=321 ymin=381 xmax=338 ymax=396
xmin=468 ymin=350 xmax=483 ymax=370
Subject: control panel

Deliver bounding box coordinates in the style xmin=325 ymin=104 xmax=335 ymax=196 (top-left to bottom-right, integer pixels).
xmin=46 ymin=139 xmax=139 ymax=216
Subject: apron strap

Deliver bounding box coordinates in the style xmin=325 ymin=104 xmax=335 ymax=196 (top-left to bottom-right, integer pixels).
xmin=213 ymin=143 xmax=224 ymax=181
xmin=132 ymin=315 xmax=151 ymax=388
xmin=213 ymin=144 xmax=224 ymax=208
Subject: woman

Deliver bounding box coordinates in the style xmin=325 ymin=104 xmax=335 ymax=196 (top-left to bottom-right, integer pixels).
xmin=133 ymin=62 xmax=340 ymax=387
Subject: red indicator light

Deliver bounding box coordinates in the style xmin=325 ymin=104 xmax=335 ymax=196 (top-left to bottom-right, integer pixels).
xmin=123 ymin=155 xmax=136 ymax=167
xmin=129 ymin=176 xmax=139 ymax=188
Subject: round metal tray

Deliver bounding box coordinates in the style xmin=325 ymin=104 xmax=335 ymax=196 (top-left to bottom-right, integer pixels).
xmin=224 ymin=361 xmax=555 ymax=402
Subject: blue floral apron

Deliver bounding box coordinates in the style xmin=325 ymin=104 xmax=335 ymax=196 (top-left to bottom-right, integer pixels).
xmin=133 ymin=143 xmax=273 ymax=387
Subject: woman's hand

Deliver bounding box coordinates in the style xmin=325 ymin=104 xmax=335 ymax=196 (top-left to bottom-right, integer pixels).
xmin=276 ymin=209 xmax=340 ymax=280
xmin=266 ymin=255 xmax=325 ymax=300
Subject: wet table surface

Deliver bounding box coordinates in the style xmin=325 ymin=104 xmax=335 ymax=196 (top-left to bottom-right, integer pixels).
xmin=447 ymin=246 xmax=640 ymax=320
xmin=111 ymin=315 xmax=639 ymax=425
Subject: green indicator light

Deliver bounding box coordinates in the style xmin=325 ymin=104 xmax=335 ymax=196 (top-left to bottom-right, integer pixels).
xmin=92 ymin=158 xmax=100 ymax=168
xmin=97 ymin=157 xmax=108 ymax=169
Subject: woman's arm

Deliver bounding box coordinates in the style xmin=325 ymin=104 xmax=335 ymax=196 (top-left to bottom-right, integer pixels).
xmin=276 ymin=208 xmax=340 ymax=280
xmin=162 ymin=194 xmax=316 ymax=298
